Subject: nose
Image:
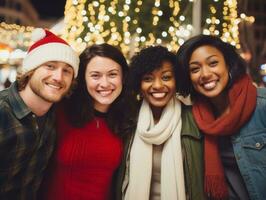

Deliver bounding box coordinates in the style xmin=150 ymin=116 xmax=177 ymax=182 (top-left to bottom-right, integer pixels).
xmin=52 ymin=68 xmax=64 ymax=81
xmin=201 ymin=66 xmax=211 ymax=79
xmin=152 ymin=78 xmax=163 ymax=89
xmin=99 ymin=76 xmax=110 ymax=88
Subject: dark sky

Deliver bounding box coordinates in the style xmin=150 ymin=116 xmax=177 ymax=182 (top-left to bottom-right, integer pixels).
xmin=30 ymin=0 xmax=66 ymax=20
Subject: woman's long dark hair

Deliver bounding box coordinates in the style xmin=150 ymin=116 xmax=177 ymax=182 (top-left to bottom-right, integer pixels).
xmin=62 ymin=43 xmax=131 ymax=136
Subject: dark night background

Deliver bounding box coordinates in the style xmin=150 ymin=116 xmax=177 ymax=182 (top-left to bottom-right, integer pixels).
xmin=30 ymin=0 xmax=66 ymax=19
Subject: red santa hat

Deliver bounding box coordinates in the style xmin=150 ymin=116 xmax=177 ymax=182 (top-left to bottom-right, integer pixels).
xmin=22 ymin=28 xmax=79 ymax=77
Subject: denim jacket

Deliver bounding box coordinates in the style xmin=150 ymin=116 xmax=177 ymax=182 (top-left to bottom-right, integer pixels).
xmin=231 ymin=88 xmax=266 ymax=200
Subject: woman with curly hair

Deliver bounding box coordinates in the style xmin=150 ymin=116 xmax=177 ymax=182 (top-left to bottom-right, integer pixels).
xmin=175 ymin=34 xmax=266 ymax=200
xmin=115 ymin=46 xmax=205 ymax=200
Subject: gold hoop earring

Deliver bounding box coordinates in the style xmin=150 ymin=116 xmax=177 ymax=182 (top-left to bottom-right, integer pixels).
xmin=136 ymin=93 xmax=143 ymax=101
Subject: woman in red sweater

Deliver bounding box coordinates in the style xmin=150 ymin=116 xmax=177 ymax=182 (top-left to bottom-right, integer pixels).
xmin=42 ymin=44 xmax=131 ymax=200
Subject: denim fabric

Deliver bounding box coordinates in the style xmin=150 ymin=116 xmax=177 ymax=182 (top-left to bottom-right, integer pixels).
xmin=232 ymin=88 xmax=266 ymax=200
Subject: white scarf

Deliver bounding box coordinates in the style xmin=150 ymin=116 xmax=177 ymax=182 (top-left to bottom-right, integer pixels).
xmin=125 ymin=97 xmax=186 ymax=200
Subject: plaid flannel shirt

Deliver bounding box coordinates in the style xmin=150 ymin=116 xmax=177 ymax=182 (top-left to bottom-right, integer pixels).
xmin=0 ymin=82 xmax=56 ymax=200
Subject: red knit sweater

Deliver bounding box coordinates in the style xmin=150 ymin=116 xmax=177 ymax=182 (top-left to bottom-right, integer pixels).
xmin=44 ymin=112 xmax=123 ymax=200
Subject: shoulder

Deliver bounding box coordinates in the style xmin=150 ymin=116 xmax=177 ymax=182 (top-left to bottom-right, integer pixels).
xmin=241 ymin=88 xmax=266 ymax=131
xmin=0 ymin=98 xmax=17 ymax=133
xmin=181 ymin=103 xmax=193 ymax=121
xmin=181 ymin=103 xmax=202 ymax=139
xmin=0 ymin=88 xmax=23 ymax=114
xmin=257 ymin=87 xmax=266 ymax=100
xmin=0 ymin=89 xmax=12 ymax=118
xmin=255 ymin=88 xmax=266 ymax=109
xmin=0 ymin=88 xmax=10 ymax=104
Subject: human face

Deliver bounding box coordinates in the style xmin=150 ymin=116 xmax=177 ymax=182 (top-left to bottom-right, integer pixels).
xmin=189 ymin=45 xmax=229 ymax=101
xmin=85 ymin=56 xmax=123 ymax=112
xmin=141 ymin=61 xmax=176 ymax=111
xmin=28 ymin=61 xmax=74 ymax=103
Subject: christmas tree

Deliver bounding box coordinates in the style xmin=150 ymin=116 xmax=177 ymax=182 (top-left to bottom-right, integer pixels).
xmin=63 ymin=0 xmax=239 ymax=57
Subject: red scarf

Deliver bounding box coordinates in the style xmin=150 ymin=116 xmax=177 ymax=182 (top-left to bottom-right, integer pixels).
xmin=192 ymin=75 xmax=257 ymax=199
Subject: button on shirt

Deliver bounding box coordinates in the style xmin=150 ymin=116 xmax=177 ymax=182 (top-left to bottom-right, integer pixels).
xmin=0 ymin=82 xmax=57 ymax=200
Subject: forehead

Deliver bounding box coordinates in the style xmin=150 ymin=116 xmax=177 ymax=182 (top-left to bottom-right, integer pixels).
xmin=86 ymin=56 xmax=121 ymax=72
xmin=150 ymin=61 xmax=174 ymax=74
xmin=41 ymin=61 xmax=73 ymax=68
xmin=191 ymin=45 xmax=223 ymax=58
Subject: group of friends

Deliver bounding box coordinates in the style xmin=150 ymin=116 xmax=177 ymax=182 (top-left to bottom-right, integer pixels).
xmin=0 ymin=28 xmax=265 ymax=200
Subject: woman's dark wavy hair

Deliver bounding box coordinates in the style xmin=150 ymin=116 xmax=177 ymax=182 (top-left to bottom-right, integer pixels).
xmin=129 ymin=45 xmax=176 ymax=95
xmin=175 ymin=34 xmax=247 ymax=98
xmin=63 ymin=43 xmax=130 ymax=136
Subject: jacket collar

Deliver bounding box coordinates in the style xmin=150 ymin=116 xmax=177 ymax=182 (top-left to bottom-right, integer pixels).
xmin=181 ymin=104 xmax=202 ymax=140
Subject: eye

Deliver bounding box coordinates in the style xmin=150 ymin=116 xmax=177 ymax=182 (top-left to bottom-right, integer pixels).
xmin=63 ymin=68 xmax=73 ymax=75
xmin=209 ymin=60 xmax=218 ymax=67
xmin=189 ymin=66 xmax=200 ymax=74
xmin=45 ymin=64 xmax=55 ymax=70
xmin=109 ymin=72 xmax=118 ymax=78
xmin=142 ymin=75 xmax=153 ymax=82
xmin=90 ymin=73 xmax=100 ymax=79
xmin=162 ymin=75 xmax=172 ymax=81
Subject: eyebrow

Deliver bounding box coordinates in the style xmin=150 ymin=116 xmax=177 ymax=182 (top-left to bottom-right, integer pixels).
xmin=163 ymin=68 xmax=173 ymax=72
xmin=45 ymin=61 xmax=72 ymax=68
xmin=45 ymin=61 xmax=56 ymax=65
xmin=88 ymin=69 xmax=120 ymax=74
xmin=88 ymin=71 xmax=100 ymax=74
xmin=189 ymin=55 xmax=218 ymax=65
xmin=160 ymin=70 xmax=173 ymax=74
xmin=108 ymin=69 xmax=120 ymax=72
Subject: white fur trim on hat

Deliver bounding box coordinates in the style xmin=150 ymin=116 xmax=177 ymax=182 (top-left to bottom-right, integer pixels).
xmin=31 ymin=28 xmax=46 ymax=42
xmin=22 ymin=43 xmax=79 ymax=78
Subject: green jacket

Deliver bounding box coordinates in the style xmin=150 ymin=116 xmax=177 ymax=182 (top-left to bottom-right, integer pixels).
xmin=114 ymin=105 xmax=206 ymax=200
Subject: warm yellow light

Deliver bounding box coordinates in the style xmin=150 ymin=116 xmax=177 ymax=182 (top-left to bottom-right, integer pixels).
xmin=62 ymin=0 xmax=244 ymax=56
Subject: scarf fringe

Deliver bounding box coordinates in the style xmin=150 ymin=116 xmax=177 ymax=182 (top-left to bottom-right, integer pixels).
xmin=205 ymin=176 xmax=228 ymax=200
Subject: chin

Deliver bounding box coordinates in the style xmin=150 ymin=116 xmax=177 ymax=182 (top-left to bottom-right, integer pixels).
xmin=98 ymin=101 xmax=113 ymax=107
xmin=43 ymin=94 xmax=64 ymax=103
xmin=151 ymin=102 xmax=167 ymax=108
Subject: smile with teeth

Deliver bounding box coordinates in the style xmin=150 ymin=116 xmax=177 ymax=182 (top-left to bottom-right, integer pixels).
xmin=46 ymin=83 xmax=62 ymax=90
xmin=98 ymin=90 xmax=112 ymax=97
xmin=151 ymin=92 xmax=167 ymax=98
xmin=202 ymin=80 xmax=217 ymax=90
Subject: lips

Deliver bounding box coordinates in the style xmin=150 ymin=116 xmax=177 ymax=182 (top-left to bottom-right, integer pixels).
xmin=98 ymin=90 xmax=112 ymax=97
xmin=151 ymin=92 xmax=167 ymax=98
xmin=202 ymin=80 xmax=216 ymax=90
xmin=46 ymin=82 xmax=62 ymax=90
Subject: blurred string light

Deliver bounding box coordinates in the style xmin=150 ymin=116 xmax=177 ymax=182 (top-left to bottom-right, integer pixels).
xmin=63 ymin=0 xmax=254 ymax=55
xmin=260 ymin=63 xmax=266 ymax=83
xmin=0 ymin=1 xmax=255 ymax=59
xmin=0 ymin=22 xmax=32 ymax=86
xmin=0 ymin=22 xmax=33 ymax=71
xmin=63 ymin=0 xmax=191 ymax=55
xmin=203 ymin=0 xmax=241 ymax=48
xmin=0 ymin=22 xmax=34 ymax=50
xmin=221 ymin=0 xmax=239 ymax=48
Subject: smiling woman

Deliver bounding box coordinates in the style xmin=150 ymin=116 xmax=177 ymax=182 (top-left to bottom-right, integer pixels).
xmin=40 ymin=43 xmax=132 ymax=200
xmin=85 ymin=56 xmax=123 ymax=113
xmin=115 ymin=45 xmax=205 ymax=200
xmin=175 ymin=34 xmax=266 ymax=200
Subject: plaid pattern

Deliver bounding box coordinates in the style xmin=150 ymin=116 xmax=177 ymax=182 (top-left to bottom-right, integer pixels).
xmin=0 ymin=82 xmax=56 ymax=200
